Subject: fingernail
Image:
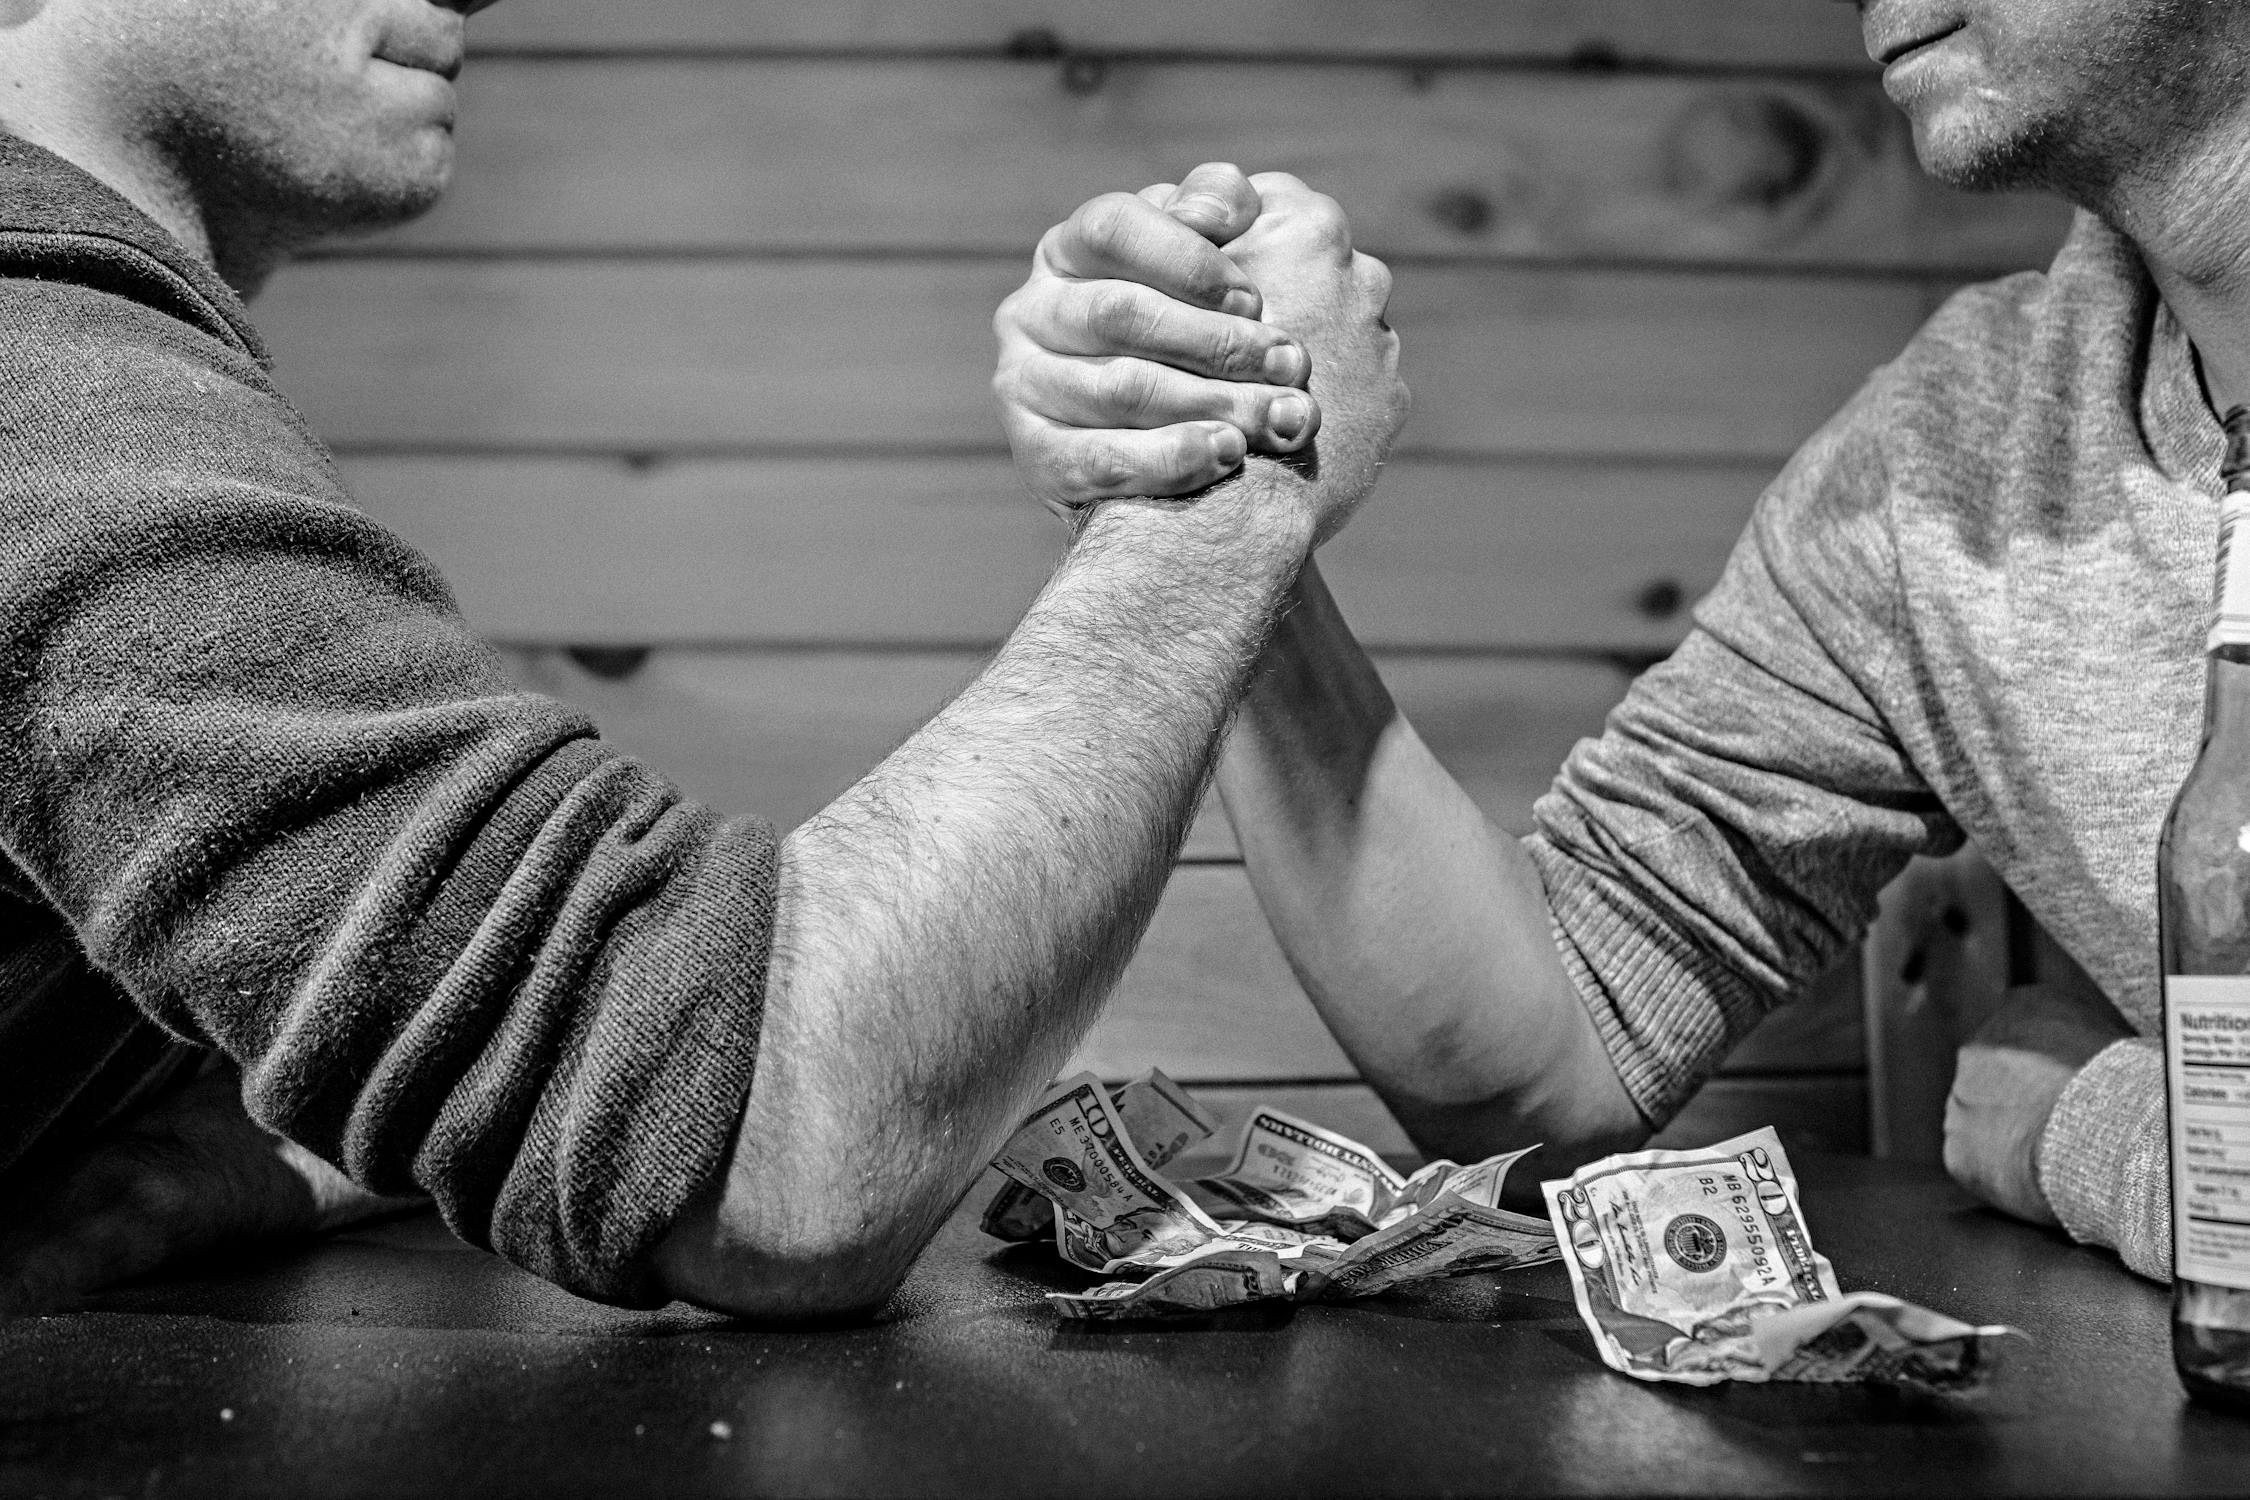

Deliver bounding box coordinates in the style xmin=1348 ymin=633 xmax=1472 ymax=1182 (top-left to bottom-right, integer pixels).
xmin=1220 ymin=288 xmax=1260 ymax=319
xmin=1262 ymin=343 xmax=1307 ymax=385
xmin=1173 ymin=192 xmax=1230 ymax=225
xmin=1206 ymin=423 xmax=1247 ymax=467
xmin=1269 ymin=394 xmax=1313 ymax=442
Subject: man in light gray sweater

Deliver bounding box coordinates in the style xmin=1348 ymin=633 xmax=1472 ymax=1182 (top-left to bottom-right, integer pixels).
xmin=993 ymin=0 xmax=2250 ymax=1281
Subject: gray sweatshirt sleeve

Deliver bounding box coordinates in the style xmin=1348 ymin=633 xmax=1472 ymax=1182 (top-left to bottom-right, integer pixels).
xmin=1524 ymin=377 xmax=1963 ymax=1123
xmin=2039 ymin=1039 xmax=2170 ymax=1280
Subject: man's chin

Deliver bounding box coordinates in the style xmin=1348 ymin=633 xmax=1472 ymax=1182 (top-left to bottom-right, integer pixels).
xmin=315 ymin=148 xmax=455 ymax=236
xmin=1906 ymin=112 xmax=2055 ymax=195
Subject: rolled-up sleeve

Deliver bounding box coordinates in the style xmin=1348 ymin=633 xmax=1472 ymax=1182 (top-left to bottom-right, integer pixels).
xmin=1525 ymin=379 xmax=1962 ymax=1123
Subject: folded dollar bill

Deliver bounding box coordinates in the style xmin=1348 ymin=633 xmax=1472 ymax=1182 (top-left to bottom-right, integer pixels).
xmin=987 ymin=1076 xmax=1558 ymax=1319
xmin=1180 ymin=1107 xmax=1405 ymax=1239
xmin=1050 ymin=1248 xmax=1292 ymax=1322
xmin=1310 ymin=1192 xmax=1558 ymax=1300
xmin=1542 ymin=1127 xmax=2014 ymax=1388
xmin=982 ymin=1069 xmax=1218 ymax=1242
xmin=990 ymin=1074 xmax=1223 ymax=1274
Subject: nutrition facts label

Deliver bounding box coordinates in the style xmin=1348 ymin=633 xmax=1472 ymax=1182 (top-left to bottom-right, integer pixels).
xmin=2169 ymin=975 xmax=2250 ymax=1288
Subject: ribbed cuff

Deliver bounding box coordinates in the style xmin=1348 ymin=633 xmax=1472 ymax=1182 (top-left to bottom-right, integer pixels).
xmin=1526 ymin=836 xmax=1764 ymax=1127
xmin=2036 ymin=1037 xmax=2170 ymax=1283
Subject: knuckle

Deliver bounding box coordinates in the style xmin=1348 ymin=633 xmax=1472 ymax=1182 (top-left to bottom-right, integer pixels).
xmin=1004 ymin=420 xmax=1055 ymax=471
xmin=1210 ymin=324 xmax=1272 ymax=381
xmin=1033 ymin=221 xmax=1073 ymax=272
xmin=1071 ymin=441 xmax=1137 ymax=497
xmin=991 ymin=361 xmax=1025 ymax=407
xmin=1095 ymin=361 xmax=1162 ymax=422
xmin=1071 ymin=192 xmax=1145 ymax=253
xmin=1181 ymin=265 xmax=1235 ymax=309
xmin=990 ymin=359 xmax=1052 ymax=417
xmin=1359 ymin=251 xmax=1394 ymax=299
xmin=994 ymin=282 xmax=1037 ymax=329
xmin=1079 ymin=283 xmax=1149 ymax=347
xmin=1166 ymin=427 xmax=1218 ymax=481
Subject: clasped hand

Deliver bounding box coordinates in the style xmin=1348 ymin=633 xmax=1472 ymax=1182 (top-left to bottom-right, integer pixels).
xmin=994 ymin=163 xmax=1409 ymax=543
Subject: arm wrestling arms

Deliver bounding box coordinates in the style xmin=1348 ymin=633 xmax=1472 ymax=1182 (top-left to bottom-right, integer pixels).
xmin=648 ymin=176 xmax=1409 ymax=1320
xmin=1001 ymin=190 xmax=1979 ymax=1187
xmin=1000 ymin=165 xmax=2165 ymax=1254
xmin=994 ymin=166 xmax=1642 ymax=1179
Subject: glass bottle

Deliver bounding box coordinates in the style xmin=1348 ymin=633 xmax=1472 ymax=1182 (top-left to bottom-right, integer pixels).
xmin=2160 ymin=402 xmax=2250 ymax=1410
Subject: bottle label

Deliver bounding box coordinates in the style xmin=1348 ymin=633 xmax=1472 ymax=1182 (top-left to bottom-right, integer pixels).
xmin=2211 ymin=493 xmax=2250 ymax=651
xmin=2169 ymin=975 xmax=2250 ymax=1288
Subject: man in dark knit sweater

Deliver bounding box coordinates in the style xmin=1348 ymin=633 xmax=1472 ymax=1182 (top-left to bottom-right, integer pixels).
xmin=0 ymin=0 xmax=1398 ymax=1314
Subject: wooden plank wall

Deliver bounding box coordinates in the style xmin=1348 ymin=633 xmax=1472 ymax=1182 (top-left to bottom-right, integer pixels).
xmin=255 ymin=0 xmax=2072 ymax=1160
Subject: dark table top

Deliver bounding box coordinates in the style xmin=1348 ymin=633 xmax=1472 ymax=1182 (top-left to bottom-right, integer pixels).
xmin=4 ymin=1152 xmax=2249 ymax=1498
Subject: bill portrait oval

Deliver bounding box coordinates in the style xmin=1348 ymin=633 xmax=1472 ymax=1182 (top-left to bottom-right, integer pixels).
xmin=1662 ymin=1212 xmax=1728 ymax=1274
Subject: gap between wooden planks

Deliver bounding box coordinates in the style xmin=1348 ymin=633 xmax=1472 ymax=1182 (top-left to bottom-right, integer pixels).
xmin=343 ymin=453 xmax=1777 ymax=653
xmin=1069 ymin=866 xmax=1865 ymax=1121
xmin=489 ymin=644 xmax=1868 ymax=1133
xmin=465 ymin=0 xmax=1873 ymax=71
xmin=368 ymin=59 xmax=2069 ymax=274
xmin=493 ymin=645 xmax=1637 ymax=859
xmin=261 ymin=259 xmax=1946 ymax=459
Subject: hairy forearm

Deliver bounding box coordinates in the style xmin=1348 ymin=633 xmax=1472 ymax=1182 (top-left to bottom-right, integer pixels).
xmin=653 ymin=471 xmax=1313 ymax=1317
xmin=1217 ymin=562 xmax=1644 ymax=1183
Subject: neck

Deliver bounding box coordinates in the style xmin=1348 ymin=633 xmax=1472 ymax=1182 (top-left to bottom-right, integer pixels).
xmin=7 ymin=116 xmax=213 ymax=261
xmin=0 ymin=34 xmax=289 ymax=296
xmin=2105 ymin=119 xmax=2250 ymax=418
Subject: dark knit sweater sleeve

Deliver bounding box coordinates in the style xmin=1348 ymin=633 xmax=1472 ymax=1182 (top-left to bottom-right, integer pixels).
xmin=0 ymin=274 xmax=777 ymax=1304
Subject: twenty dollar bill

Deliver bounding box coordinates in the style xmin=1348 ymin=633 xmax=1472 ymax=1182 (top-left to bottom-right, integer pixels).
xmin=1543 ymin=1127 xmax=2012 ymax=1387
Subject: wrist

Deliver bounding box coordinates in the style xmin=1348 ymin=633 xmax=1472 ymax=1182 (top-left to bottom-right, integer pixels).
xmin=1071 ymin=457 xmax=1318 ymax=569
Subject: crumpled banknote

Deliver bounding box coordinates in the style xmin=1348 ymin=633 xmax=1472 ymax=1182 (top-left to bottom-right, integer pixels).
xmin=1542 ymin=1127 xmax=2016 ymax=1388
xmin=985 ymin=1071 xmax=1557 ymax=1320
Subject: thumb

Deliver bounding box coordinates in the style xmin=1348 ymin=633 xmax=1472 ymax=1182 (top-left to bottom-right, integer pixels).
xmin=1162 ymin=162 xmax=1260 ymax=246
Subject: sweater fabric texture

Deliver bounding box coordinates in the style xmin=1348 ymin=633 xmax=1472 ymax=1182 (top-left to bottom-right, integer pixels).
xmin=1528 ymin=209 xmax=2210 ymax=1282
xmin=0 ymin=137 xmax=778 ymax=1306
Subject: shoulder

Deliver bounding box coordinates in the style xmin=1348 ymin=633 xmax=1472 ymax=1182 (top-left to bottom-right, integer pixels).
xmin=1835 ymin=211 xmax=2146 ymax=483
xmin=1687 ymin=217 xmax=2138 ymax=691
xmin=1742 ymin=213 xmax=2144 ymax=552
xmin=0 ymin=264 xmax=293 ymax=448
xmin=0 ymin=268 xmax=459 ymax=622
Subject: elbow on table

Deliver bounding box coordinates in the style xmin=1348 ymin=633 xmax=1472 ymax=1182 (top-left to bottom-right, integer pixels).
xmin=684 ymin=1257 xmax=910 ymax=1326
xmin=647 ymin=1202 xmax=931 ymax=1325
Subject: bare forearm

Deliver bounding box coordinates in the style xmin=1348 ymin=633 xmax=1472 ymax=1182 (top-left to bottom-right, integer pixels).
xmin=654 ymin=473 xmax=1313 ymax=1316
xmin=1217 ymin=562 xmax=1644 ymax=1180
